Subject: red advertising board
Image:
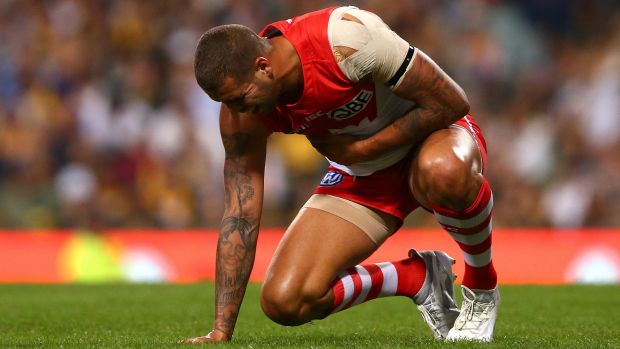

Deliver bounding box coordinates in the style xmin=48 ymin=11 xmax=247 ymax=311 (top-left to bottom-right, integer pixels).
xmin=0 ymin=229 xmax=618 ymax=284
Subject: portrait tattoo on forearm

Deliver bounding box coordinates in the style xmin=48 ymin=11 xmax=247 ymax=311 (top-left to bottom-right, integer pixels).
xmin=215 ymin=132 xmax=260 ymax=334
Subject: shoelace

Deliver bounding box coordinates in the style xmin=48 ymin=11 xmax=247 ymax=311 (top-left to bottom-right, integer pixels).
xmin=419 ymin=295 xmax=447 ymax=334
xmin=456 ymin=297 xmax=494 ymax=330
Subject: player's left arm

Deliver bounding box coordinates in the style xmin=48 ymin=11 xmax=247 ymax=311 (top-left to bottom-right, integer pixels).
xmin=311 ymin=51 xmax=469 ymax=163
xmin=309 ymin=8 xmax=469 ymax=164
xmin=361 ymin=50 xmax=470 ymax=158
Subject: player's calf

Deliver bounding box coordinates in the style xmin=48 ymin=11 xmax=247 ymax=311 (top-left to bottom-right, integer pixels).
xmin=412 ymin=128 xmax=497 ymax=291
xmin=412 ymin=127 xmax=499 ymax=341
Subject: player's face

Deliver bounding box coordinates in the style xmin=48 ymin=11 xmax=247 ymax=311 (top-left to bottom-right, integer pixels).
xmin=217 ymin=71 xmax=278 ymax=115
xmin=250 ymin=70 xmax=279 ymax=113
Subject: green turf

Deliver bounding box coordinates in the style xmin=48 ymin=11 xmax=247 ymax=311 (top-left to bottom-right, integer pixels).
xmin=0 ymin=284 xmax=618 ymax=348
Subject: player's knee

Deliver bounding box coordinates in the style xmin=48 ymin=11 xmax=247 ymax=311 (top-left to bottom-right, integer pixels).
xmin=416 ymin=151 xmax=479 ymax=210
xmin=260 ymin=282 xmax=315 ymax=326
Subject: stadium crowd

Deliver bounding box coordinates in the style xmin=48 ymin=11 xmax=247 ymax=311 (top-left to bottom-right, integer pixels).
xmin=0 ymin=0 xmax=618 ymax=229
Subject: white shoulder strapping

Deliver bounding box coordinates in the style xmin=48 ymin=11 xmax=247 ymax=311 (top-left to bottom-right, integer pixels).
xmin=328 ymin=6 xmax=417 ymax=88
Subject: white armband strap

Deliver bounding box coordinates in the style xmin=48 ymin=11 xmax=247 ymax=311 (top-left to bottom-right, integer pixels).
xmin=328 ymin=7 xmax=417 ymax=89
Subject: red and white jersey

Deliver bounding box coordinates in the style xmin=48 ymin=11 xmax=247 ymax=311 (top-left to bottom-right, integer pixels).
xmin=258 ymin=6 xmax=417 ymax=176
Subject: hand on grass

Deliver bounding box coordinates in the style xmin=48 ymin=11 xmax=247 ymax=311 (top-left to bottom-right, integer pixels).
xmin=183 ymin=329 xmax=230 ymax=344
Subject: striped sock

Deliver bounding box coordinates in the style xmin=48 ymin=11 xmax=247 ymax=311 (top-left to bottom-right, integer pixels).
xmin=432 ymin=177 xmax=497 ymax=290
xmin=327 ymin=255 xmax=427 ymax=315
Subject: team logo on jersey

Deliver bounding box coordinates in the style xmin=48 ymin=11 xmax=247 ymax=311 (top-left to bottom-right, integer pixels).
xmin=327 ymin=90 xmax=373 ymax=121
xmin=320 ymin=171 xmax=344 ymax=186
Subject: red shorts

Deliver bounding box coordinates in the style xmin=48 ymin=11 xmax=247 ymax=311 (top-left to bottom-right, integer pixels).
xmin=313 ymin=115 xmax=487 ymax=222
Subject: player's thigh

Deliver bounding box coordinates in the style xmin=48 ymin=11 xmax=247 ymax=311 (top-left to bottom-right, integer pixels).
xmin=263 ymin=207 xmax=379 ymax=299
xmin=409 ymin=126 xmax=483 ymax=209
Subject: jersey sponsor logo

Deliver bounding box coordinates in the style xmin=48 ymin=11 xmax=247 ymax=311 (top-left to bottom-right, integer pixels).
xmin=320 ymin=171 xmax=344 ymax=186
xmin=292 ymin=90 xmax=374 ymax=133
xmin=327 ymin=90 xmax=373 ymax=121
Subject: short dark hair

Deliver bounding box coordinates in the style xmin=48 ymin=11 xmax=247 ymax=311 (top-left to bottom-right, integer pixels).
xmin=194 ymin=24 xmax=267 ymax=97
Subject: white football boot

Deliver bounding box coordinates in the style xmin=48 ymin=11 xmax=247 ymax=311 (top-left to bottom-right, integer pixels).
xmin=446 ymin=285 xmax=500 ymax=342
xmin=411 ymin=250 xmax=460 ymax=340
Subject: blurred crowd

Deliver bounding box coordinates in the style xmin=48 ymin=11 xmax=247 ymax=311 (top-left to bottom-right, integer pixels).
xmin=0 ymin=0 xmax=618 ymax=229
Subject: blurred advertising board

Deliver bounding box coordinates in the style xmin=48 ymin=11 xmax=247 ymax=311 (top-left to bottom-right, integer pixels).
xmin=0 ymin=229 xmax=618 ymax=284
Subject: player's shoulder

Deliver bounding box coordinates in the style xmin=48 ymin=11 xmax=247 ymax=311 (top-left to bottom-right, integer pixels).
xmin=327 ymin=6 xmax=395 ymax=51
xmin=259 ymin=6 xmax=339 ymax=38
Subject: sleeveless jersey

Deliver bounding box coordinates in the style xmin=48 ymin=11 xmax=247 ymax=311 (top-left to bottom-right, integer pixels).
xmin=258 ymin=7 xmax=416 ymax=176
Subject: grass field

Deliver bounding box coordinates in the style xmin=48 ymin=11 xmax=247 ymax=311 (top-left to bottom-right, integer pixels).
xmin=0 ymin=283 xmax=618 ymax=348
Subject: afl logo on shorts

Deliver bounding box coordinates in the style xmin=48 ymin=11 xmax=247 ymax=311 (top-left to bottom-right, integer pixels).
xmin=320 ymin=171 xmax=344 ymax=186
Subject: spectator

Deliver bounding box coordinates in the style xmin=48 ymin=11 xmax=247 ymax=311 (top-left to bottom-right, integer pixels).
xmin=0 ymin=0 xmax=618 ymax=228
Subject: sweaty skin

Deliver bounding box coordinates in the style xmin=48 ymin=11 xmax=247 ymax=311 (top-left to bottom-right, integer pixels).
xmin=184 ymin=107 xmax=270 ymax=344
xmin=308 ymin=50 xmax=469 ymax=165
xmin=185 ymin=11 xmax=470 ymax=343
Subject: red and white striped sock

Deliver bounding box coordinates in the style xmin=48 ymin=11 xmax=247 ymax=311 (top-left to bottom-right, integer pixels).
xmin=327 ymin=254 xmax=427 ymax=315
xmin=432 ymin=177 xmax=497 ymax=290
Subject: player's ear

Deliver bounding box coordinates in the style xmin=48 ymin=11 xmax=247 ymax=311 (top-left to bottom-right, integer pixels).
xmin=255 ymin=57 xmax=273 ymax=78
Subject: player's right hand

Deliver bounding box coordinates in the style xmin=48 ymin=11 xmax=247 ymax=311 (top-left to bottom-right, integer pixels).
xmin=307 ymin=134 xmax=367 ymax=165
xmin=182 ymin=329 xmax=230 ymax=344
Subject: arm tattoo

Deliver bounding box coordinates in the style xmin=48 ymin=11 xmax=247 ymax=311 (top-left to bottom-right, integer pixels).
xmin=390 ymin=52 xmax=468 ymax=146
xmin=385 ymin=84 xmax=461 ymax=149
xmin=214 ymin=216 xmax=259 ymax=335
xmin=223 ymin=133 xmax=250 ymax=160
xmin=214 ymin=132 xmax=261 ymax=336
xmin=223 ymin=132 xmax=255 ymax=211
